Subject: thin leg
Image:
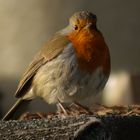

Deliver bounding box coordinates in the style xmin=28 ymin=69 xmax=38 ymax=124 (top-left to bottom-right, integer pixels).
xmin=72 ymin=102 xmax=93 ymax=114
xmin=57 ymin=98 xmax=68 ymax=116
xmin=36 ymin=112 xmax=47 ymax=119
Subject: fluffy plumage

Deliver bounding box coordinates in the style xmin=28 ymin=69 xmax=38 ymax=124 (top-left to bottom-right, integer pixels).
xmin=25 ymin=43 xmax=108 ymax=104
xmin=3 ymin=11 xmax=110 ymax=120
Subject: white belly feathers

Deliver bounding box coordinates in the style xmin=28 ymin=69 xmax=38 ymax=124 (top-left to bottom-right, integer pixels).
xmin=26 ymin=43 xmax=107 ymax=104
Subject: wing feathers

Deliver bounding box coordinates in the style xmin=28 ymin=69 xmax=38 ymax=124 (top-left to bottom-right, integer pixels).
xmin=15 ymin=34 xmax=70 ymax=98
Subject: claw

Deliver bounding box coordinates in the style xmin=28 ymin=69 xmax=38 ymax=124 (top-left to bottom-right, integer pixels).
xmin=57 ymin=98 xmax=68 ymax=116
xmin=72 ymin=102 xmax=93 ymax=115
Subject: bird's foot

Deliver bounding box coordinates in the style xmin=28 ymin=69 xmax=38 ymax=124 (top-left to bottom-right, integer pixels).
xmin=19 ymin=112 xmax=48 ymax=120
xmin=57 ymin=102 xmax=69 ymax=118
xmin=69 ymin=102 xmax=93 ymax=115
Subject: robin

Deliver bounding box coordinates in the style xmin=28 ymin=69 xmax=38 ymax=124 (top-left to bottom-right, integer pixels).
xmin=3 ymin=11 xmax=110 ymax=120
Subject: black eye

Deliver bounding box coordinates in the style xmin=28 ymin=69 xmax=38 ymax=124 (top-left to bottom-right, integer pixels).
xmin=74 ymin=25 xmax=78 ymax=30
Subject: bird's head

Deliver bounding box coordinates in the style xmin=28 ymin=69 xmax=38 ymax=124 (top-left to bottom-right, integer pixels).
xmin=62 ymin=11 xmax=98 ymax=43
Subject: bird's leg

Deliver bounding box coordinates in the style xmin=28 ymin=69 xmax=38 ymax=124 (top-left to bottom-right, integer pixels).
xmin=36 ymin=112 xmax=47 ymax=119
xmin=57 ymin=98 xmax=68 ymax=116
xmin=72 ymin=102 xmax=93 ymax=114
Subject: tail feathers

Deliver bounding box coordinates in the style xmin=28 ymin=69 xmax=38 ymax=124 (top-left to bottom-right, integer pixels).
xmin=2 ymin=99 xmax=31 ymax=121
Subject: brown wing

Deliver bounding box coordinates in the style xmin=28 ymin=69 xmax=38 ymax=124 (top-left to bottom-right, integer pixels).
xmin=15 ymin=33 xmax=70 ymax=98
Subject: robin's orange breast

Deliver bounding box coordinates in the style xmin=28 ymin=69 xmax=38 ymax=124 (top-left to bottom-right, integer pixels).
xmin=67 ymin=28 xmax=110 ymax=76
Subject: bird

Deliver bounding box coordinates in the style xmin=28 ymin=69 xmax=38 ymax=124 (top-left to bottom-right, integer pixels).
xmin=2 ymin=11 xmax=110 ymax=120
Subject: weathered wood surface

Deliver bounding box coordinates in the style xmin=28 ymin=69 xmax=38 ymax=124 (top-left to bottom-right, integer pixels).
xmin=1 ymin=105 xmax=140 ymax=140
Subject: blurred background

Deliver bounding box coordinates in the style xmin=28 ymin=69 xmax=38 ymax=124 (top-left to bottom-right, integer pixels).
xmin=0 ymin=0 xmax=140 ymax=118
